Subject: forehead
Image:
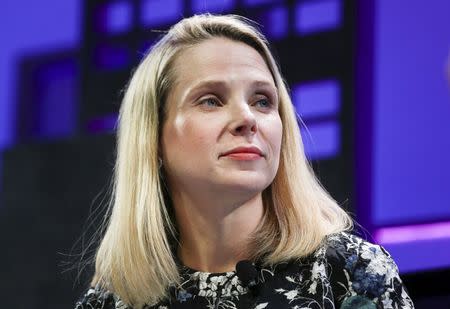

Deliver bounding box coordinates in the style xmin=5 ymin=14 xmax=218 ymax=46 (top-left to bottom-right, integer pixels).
xmin=171 ymin=37 xmax=275 ymax=90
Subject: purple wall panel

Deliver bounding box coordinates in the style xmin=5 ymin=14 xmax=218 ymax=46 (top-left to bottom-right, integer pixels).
xmin=141 ymin=0 xmax=182 ymax=26
xmin=301 ymin=121 xmax=340 ymax=160
xmin=35 ymin=60 xmax=78 ymax=138
xmin=97 ymin=1 xmax=133 ymax=34
xmin=293 ymin=80 xmax=340 ymax=119
xmin=373 ymin=1 xmax=450 ymax=225
xmin=191 ymin=0 xmax=235 ymax=14
xmin=382 ymin=237 xmax=450 ymax=274
xmin=372 ymin=1 xmax=450 ymax=272
xmin=295 ymin=0 xmax=341 ymax=35
xmin=0 ymin=0 xmax=80 ymax=150
xmin=243 ymin=0 xmax=281 ymax=7
xmin=262 ymin=6 xmax=288 ymax=40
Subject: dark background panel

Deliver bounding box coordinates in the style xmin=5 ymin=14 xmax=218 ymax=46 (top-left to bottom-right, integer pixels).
xmin=0 ymin=135 xmax=114 ymax=307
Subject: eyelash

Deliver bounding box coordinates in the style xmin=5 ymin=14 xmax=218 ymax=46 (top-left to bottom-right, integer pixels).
xmin=199 ymin=96 xmax=274 ymax=109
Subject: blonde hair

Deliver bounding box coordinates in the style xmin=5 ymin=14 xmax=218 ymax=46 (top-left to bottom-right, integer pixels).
xmin=91 ymin=14 xmax=353 ymax=307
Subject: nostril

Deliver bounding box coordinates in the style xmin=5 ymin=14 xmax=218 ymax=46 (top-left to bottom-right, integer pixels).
xmin=234 ymin=124 xmax=257 ymax=134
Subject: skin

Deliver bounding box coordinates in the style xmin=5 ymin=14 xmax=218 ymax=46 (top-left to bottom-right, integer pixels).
xmin=160 ymin=37 xmax=283 ymax=273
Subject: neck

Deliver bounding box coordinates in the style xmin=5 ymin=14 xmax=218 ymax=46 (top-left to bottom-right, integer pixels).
xmin=173 ymin=191 xmax=264 ymax=273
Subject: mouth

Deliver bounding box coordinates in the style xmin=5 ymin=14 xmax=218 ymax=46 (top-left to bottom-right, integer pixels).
xmin=221 ymin=146 xmax=264 ymax=157
xmin=222 ymin=153 xmax=262 ymax=160
xmin=220 ymin=146 xmax=264 ymax=160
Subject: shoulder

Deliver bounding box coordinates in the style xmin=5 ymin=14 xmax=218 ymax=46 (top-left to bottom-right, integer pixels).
xmin=323 ymin=231 xmax=399 ymax=287
xmin=74 ymin=286 xmax=130 ymax=309
xmin=324 ymin=231 xmax=400 ymax=282
xmin=324 ymin=231 xmax=387 ymax=264
xmin=322 ymin=231 xmax=414 ymax=308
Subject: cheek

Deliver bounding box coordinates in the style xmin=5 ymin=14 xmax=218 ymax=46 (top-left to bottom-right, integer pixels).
xmin=271 ymin=119 xmax=283 ymax=174
xmin=267 ymin=117 xmax=283 ymax=154
xmin=163 ymin=114 xmax=215 ymax=159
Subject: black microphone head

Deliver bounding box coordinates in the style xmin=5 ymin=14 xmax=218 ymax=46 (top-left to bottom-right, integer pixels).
xmin=235 ymin=260 xmax=258 ymax=286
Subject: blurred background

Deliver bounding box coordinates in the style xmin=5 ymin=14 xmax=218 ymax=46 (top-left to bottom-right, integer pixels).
xmin=0 ymin=0 xmax=449 ymax=307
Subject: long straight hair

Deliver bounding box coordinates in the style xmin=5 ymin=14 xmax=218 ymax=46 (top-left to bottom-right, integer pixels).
xmin=91 ymin=14 xmax=353 ymax=307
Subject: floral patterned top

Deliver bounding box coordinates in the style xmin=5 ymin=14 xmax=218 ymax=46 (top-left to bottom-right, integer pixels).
xmin=75 ymin=232 xmax=414 ymax=309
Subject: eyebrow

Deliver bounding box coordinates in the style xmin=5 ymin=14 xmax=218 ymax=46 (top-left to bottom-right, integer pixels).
xmin=188 ymin=79 xmax=277 ymax=95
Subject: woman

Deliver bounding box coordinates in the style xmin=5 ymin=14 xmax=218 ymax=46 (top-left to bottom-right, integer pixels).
xmin=75 ymin=14 xmax=414 ymax=309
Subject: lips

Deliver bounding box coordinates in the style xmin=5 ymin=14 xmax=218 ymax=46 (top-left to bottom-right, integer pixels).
xmin=221 ymin=146 xmax=264 ymax=157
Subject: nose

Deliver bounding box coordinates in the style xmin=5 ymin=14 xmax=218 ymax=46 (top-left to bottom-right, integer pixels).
xmin=229 ymin=101 xmax=258 ymax=136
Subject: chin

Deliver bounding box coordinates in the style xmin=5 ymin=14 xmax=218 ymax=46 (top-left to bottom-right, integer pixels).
xmin=218 ymin=177 xmax=271 ymax=194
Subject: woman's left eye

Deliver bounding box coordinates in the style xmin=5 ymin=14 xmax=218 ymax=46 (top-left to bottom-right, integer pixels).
xmin=254 ymin=98 xmax=272 ymax=108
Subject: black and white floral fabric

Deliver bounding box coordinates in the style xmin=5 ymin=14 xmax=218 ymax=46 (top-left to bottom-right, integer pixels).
xmin=75 ymin=232 xmax=414 ymax=308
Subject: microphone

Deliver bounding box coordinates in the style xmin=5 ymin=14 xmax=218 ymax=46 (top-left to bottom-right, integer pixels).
xmin=236 ymin=260 xmax=260 ymax=298
xmin=213 ymin=260 xmax=261 ymax=309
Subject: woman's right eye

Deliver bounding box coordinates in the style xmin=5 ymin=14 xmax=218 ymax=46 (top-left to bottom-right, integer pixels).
xmin=200 ymin=97 xmax=221 ymax=108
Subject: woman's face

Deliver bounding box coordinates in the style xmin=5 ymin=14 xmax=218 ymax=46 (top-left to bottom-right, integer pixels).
xmin=161 ymin=37 xmax=282 ymax=197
